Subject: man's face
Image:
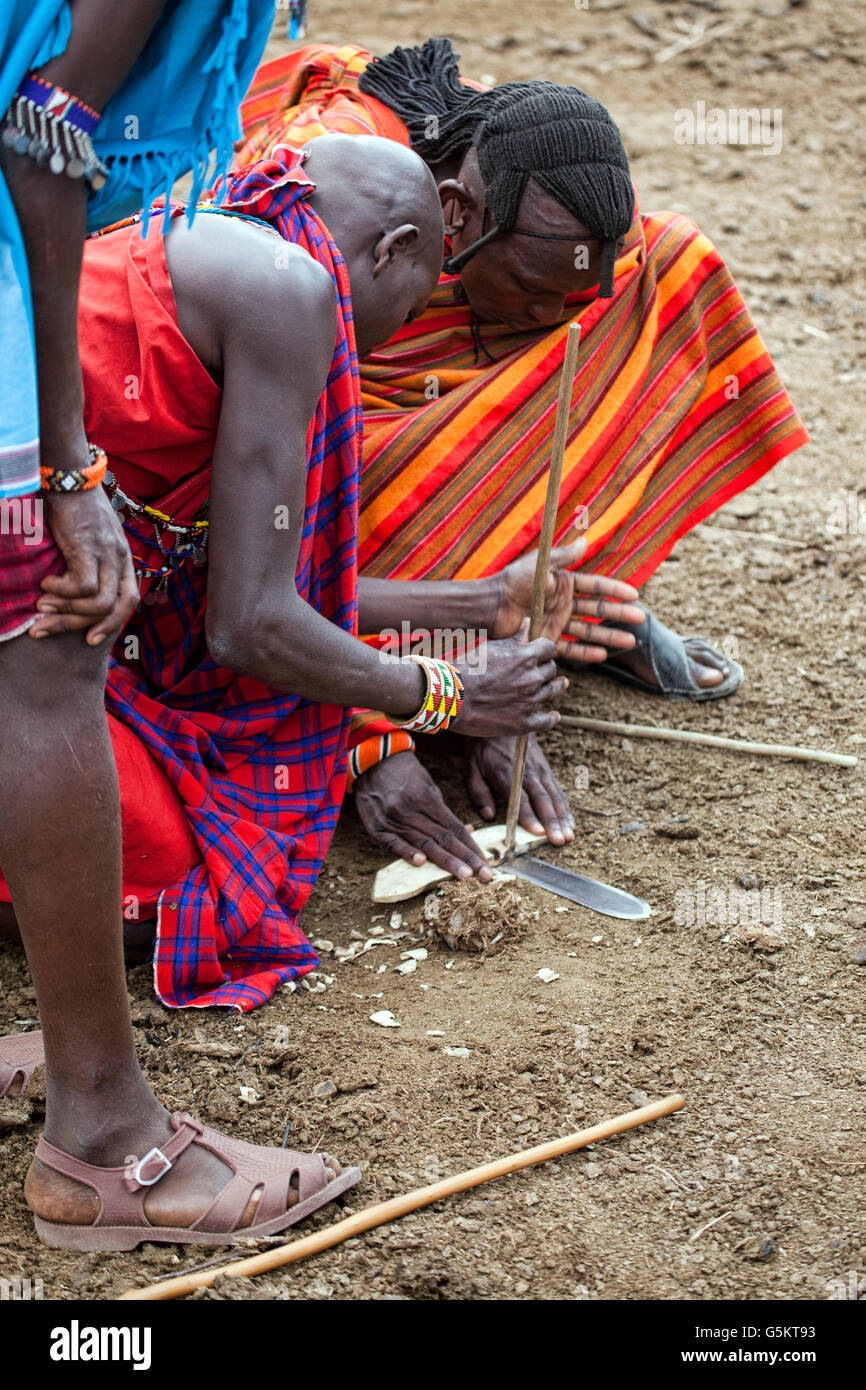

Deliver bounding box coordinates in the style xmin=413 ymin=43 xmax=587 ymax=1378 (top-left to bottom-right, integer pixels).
xmin=446 ymin=152 xmax=622 ymax=327
xmin=350 ymin=214 xmax=444 ymax=359
xmin=359 ymin=234 xmax=442 ymax=357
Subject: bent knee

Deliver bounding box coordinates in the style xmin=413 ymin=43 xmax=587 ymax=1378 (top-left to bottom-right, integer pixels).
xmin=0 ymin=629 xmax=109 ymax=715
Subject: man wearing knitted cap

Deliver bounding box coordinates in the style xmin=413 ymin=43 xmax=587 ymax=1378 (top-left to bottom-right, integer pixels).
xmin=236 ymin=38 xmax=807 ymax=882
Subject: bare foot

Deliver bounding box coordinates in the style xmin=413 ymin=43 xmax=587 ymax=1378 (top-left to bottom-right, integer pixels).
xmin=561 ymin=607 xmax=734 ymax=693
xmin=606 ymin=634 xmax=729 ymax=689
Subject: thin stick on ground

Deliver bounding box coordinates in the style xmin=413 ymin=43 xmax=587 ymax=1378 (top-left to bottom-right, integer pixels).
xmin=119 ymin=1091 xmax=685 ymax=1301
xmin=505 ymin=321 xmax=582 ymax=853
xmin=559 ymin=715 xmax=857 ymax=767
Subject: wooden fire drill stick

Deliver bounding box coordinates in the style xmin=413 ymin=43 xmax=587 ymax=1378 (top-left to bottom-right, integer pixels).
xmin=505 ymin=321 xmax=582 ymax=853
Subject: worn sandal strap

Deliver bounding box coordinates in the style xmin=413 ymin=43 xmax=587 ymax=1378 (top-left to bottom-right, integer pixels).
xmin=604 ymin=604 xmax=704 ymax=696
xmin=122 ymin=1112 xmax=204 ymax=1191
xmin=0 ymin=1031 xmax=44 ymax=1098
xmin=189 ymin=1130 xmax=332 ymax=1234
xmin=34 ymin=1112 xmax=204 ymax=1227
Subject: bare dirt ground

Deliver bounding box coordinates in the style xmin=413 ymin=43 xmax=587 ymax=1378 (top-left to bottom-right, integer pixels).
xmin=1 ymin=0 xmax=864 ymax=1302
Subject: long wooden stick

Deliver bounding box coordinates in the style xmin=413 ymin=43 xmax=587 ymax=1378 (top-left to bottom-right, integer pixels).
xmin=119 ymin=1091 xmax=684 ymax=1301
xmin=505 ymin=322 xmax=582 ymax=853
xmin=559 ymin=714 xmax=857 ymax=767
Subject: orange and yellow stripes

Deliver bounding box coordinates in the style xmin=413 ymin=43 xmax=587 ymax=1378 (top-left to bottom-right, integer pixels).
xmin=237 ymin=43 xmax=808 ymax=597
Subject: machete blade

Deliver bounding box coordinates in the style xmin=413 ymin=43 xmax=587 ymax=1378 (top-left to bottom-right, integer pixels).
xmin=506 ymin=856 xmax=651 ymax=921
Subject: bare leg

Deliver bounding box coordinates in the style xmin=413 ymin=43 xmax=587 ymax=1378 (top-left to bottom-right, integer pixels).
xmin=0 ymin=631 xmax=162 ymax=1157
xmin=0 ymin=900 xmax=156 ymax=964
xmin=0 ymin=631 xmax=338 ymax=1231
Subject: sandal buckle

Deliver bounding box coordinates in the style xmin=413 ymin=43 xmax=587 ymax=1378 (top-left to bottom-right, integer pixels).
xmin=133 ymin=1145 xmax=173 ymax=1186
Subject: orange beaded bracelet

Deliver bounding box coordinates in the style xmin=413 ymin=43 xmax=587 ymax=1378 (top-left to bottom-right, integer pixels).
xmin=40 ymin=443 xmax=108 ymax=493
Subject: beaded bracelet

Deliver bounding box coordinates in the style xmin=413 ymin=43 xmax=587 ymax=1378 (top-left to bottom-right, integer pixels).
xmin=40 ymin=443 xmax=108 ymax=493
xmin=2 ymin=72 xmax=107 ymax=189
xmin=346 ymin=730 xmax=416 ymax=792
xmin=393 ymin=654 xmax=464 ymax=735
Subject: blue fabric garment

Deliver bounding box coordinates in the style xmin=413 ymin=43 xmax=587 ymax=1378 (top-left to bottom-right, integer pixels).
xmin=0 ymin=0 xmax=68 ymax=498
xmin=0 ymin=0 xmax=276 ymax=498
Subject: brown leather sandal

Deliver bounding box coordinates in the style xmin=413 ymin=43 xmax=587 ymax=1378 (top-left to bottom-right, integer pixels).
xmin=0 ymin=1031 xmax=44 ymax=1098
xmin=31 ymin=1111 xmax=362 ymax=1251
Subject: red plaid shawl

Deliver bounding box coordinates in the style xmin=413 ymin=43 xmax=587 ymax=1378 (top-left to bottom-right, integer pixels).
xmin=79 ymin=158 xmax=362 ymax=1010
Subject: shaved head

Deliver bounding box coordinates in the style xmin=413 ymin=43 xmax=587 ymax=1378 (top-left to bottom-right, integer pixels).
xmin=301 ymin=134 xmax=444 ymax=356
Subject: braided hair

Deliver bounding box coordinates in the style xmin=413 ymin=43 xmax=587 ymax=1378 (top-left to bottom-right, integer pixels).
xmin=359 ymin=37 xmax=634 ymax=283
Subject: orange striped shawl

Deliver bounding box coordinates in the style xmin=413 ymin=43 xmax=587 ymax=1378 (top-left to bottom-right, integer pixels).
xmin=238 ymin=44 xmax=807 ymax=748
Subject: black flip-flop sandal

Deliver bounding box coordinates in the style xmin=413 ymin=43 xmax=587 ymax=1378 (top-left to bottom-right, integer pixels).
xmin=582 ymin=603 xmax=744 ymax=701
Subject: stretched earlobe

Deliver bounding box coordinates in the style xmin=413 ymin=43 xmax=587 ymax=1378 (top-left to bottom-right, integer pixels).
xmin=372 ymin=237 xmax=390 ymax=276
xmin=372 ymin=223 xmax=420 ymax=277
xmin=437 ymin=178 xmax=472 ymax=237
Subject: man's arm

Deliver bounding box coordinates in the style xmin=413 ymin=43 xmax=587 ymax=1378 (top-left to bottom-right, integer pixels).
xmin=6 ymin=0 xmax=168 ymax=643
xmin=358 ymin=542 xmax=643 ymax=647
xmin=357 ymin=576 xmax=500 ymax=638
xmin=192 ymin=222 xmax=426 ymax=720
xmin=163 ymin=214 xmax=565 ymax=735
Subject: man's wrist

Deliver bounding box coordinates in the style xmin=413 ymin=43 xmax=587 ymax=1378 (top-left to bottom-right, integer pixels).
xmin=478 ymin=572 xmax=504 ymax=633
xmin=384 ymin=657 xmax=428 ymax=721
xmin=348 ymin=735 xmax=416 ymax=792
xmin=35 ymin=418 xmax=89 ymax=474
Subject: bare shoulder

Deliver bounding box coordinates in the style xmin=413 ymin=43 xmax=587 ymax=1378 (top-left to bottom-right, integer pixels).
xmin=164 ymin=210 xmax=336 ymax=371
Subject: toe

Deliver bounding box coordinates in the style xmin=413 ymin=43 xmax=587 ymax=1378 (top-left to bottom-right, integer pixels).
xmin=685 ymin=640 xmax=729 ymax=687
xmin=688 ymin=658 xmax=725 ymax=688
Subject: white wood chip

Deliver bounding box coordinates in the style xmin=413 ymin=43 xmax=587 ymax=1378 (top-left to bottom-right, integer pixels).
xmin=369 ymin=1009 xmax=400 ymax=1028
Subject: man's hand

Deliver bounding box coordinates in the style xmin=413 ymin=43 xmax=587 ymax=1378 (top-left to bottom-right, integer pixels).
xmin=30 ymin=490 xmax=139 ymax=645
xmin=354 ymin=750 xmax=492 ymax=881
xmin=454 ymin=624 xmax=568 ymax=738
xmin=465 ymin=734 xmax=574 ymax=845
xmin=492 ymin=536 xmax=645 ymax=658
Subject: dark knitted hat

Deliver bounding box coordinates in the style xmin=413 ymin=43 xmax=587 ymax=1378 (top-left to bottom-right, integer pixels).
xmin=360 ymin=39 xmax=634 ymax=296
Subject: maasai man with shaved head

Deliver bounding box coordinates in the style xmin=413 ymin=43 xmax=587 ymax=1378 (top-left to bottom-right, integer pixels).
xmin=236 ymin=38 xmax=808 ymax=880
xmin=0 ymin=131 xmax=588 ymax=1249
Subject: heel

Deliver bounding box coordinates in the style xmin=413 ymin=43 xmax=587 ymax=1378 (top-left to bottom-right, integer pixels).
xmin=33 ymin=1215 xmax=142 ymax=1252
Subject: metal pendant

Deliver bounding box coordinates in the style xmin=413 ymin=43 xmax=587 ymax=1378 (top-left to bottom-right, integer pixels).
xmin=192 ymin=545 xmax=207 ymax=566
xmin=65 ymin=156 xmax=85 ymax=179
xmin=110 ymin=494 xmax=126 ymax=515
xmin=49 ymin=150 xmax=65 ymax=175
xmin=2 ymin=125 xmax=21 ymax=148
xmin=88 ymin=166 xmax=107 ymax=191
xmin=13 ymin=132 xmax=30 ymax=154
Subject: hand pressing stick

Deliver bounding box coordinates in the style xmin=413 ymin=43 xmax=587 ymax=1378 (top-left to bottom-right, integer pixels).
xmin=559 ymin=715 xmax=857 ymax=767
xmin=505 ymin=321 xmax=582 ymax=853
xmin=119 ymin=1092 xmax=684 ymax=1301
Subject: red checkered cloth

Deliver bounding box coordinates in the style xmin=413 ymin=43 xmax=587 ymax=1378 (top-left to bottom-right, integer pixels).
xmin=0 ymin=498 xmax=63 ymax=642
xmin=76 ymin=158 xmax=363 ymax=1012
